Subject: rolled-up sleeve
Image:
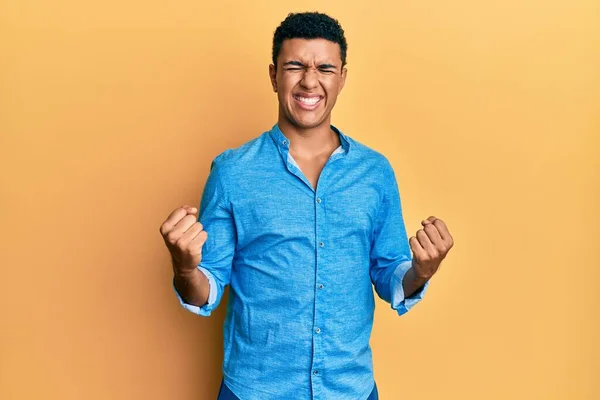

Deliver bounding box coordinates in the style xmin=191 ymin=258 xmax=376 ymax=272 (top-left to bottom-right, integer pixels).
xmin=174 ymin=154 xmax=236 ymax=316
xmin=173 ymin=266 xmax=219 ymax=316
xmin=369 ymin=158 xmax=429 ymax=316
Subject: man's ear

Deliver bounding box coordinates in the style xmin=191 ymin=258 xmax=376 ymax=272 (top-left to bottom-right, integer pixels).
xmin=338 ymin=66 xmax=348 ymax=94
xmin=269 ymin=64 xmax=277 ymax=92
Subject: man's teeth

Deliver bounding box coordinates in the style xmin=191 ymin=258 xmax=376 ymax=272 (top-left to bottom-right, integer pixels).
xmin=296 ymin=96 xmax=321 ymax=105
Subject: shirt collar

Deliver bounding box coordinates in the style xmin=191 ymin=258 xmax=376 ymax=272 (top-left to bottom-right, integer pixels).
xmin=268 ymin=122 xmax=351 ymax=157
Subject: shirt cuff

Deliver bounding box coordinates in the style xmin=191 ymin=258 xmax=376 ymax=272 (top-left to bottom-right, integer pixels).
xmin=173 ymin=266 xmax=218 ymax=316
xmin=390 ymin=260 xmax=430 ymax=316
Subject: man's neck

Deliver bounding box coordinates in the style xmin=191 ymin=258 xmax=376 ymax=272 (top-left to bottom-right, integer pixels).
xmin=278 ymin=117 xmax=341 ymax=159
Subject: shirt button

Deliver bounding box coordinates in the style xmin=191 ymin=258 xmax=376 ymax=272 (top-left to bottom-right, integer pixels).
xmin=313 ymin=370 xmax=319 ymax=375
xmin=282 ymin=140 xmax=288 ymax=145
xmin=317 ymin=284 xmax=324 ymax=289
xmin=315 ymin=327 xmax=321 ymax=334
xmin=316 ymin=197 xmax=322 ymax=203
xmin=319 ymin=242 xmax=324 ymax=247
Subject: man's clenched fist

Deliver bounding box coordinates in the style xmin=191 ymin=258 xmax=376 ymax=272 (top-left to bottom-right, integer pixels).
xmin=159 ymin=205 xmax=208 ymax=275
xmin=409 ymin=216 xmax=454 ymax=280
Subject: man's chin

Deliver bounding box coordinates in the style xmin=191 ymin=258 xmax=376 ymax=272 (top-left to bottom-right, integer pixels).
xmin=288 ymin=113 xmax=329 ymax=130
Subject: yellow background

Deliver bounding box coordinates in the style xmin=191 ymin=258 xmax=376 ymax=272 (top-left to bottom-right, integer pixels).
xmin=1 ymin=1 xmax=598 ymax=399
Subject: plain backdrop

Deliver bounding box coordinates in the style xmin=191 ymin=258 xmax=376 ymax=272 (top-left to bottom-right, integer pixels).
xmin=1 ymin=1 xmax=598 ymax=399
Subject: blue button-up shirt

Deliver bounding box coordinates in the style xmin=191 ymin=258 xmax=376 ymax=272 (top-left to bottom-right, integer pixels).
xmin=174 ymin=123 xmax=429 ymax=400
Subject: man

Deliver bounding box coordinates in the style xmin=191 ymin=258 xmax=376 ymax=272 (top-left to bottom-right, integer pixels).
xmin=159 ymin=12 xmax=453 ymax=400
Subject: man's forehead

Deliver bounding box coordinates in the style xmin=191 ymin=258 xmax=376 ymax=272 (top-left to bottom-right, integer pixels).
xmin=280 ymin=38 xmax=341 ymax=64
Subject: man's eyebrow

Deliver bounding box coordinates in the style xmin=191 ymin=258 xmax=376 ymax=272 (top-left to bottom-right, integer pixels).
xmin=282 ymin=60 xmax=305 ymax=67
xmin=317 ymin=63 xmax=337 ymax=69
xmin=282 ymin=60 xmax=338 ymax=69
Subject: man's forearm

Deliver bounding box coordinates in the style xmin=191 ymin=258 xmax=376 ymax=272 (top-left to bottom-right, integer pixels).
xmin=402 ymin=266 xmax=429 ymax=298
xmin=173 ymin=267 xmax=210 ymax=308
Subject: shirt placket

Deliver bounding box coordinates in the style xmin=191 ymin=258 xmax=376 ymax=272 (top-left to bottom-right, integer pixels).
xmin=311 ymin=149 xmax=346 ymax=400
xmin=276 ymin=130 xmax=347 ymax=400
xmin=311 ymin=186 xmax=325 ymax=399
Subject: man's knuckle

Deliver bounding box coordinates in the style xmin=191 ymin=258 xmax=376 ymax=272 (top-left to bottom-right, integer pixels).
xmin=166 ymin=232 xmax=178 ymax=244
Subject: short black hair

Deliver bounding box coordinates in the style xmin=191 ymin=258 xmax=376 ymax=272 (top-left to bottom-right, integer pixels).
xmin=272 ymin=12 xmax=348 ymax=69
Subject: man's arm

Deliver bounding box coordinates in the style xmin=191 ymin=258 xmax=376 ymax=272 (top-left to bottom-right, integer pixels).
xmin=161 ymin=155 xmax=236 ymax=317
xmin=369 ymin=158 xmax=430 ymax=316
xmin=369 ymin=156 xmax=454 ymax=315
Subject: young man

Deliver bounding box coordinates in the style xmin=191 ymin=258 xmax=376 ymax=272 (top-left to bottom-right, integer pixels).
xmin=159 ymin=12 xmax=453 ymax=400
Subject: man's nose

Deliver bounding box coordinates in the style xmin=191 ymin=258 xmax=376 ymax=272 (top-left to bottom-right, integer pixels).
xmin=300 ymin=68 xmax=319 ymax=89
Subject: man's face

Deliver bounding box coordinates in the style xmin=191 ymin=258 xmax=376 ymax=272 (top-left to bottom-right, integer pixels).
xmin=269 ymin=38 xmax=347 ymax=130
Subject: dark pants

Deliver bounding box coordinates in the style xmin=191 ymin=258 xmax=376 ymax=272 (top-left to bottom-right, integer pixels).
xmin=217 ymin=378 xmax=379 ymax=399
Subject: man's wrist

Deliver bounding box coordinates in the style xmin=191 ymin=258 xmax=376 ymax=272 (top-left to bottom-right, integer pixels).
xmin=173 ymin=263 xmax=200 ymax=280
xmin=405 ymin=265 xmax=430 ymax=286
xmin=173 ymin=265 xmax=210 ymax=308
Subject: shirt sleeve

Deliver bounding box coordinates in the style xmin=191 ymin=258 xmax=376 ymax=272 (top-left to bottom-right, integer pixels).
xmin=369 ymin=158 xmax=429 ymax=316
xmin=174 ymin=155 xmax=236 ymax=316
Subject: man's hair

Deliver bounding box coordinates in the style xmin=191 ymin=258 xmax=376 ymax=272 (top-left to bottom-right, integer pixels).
xmin=272 ymin=12 xmax=348 ymax=69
